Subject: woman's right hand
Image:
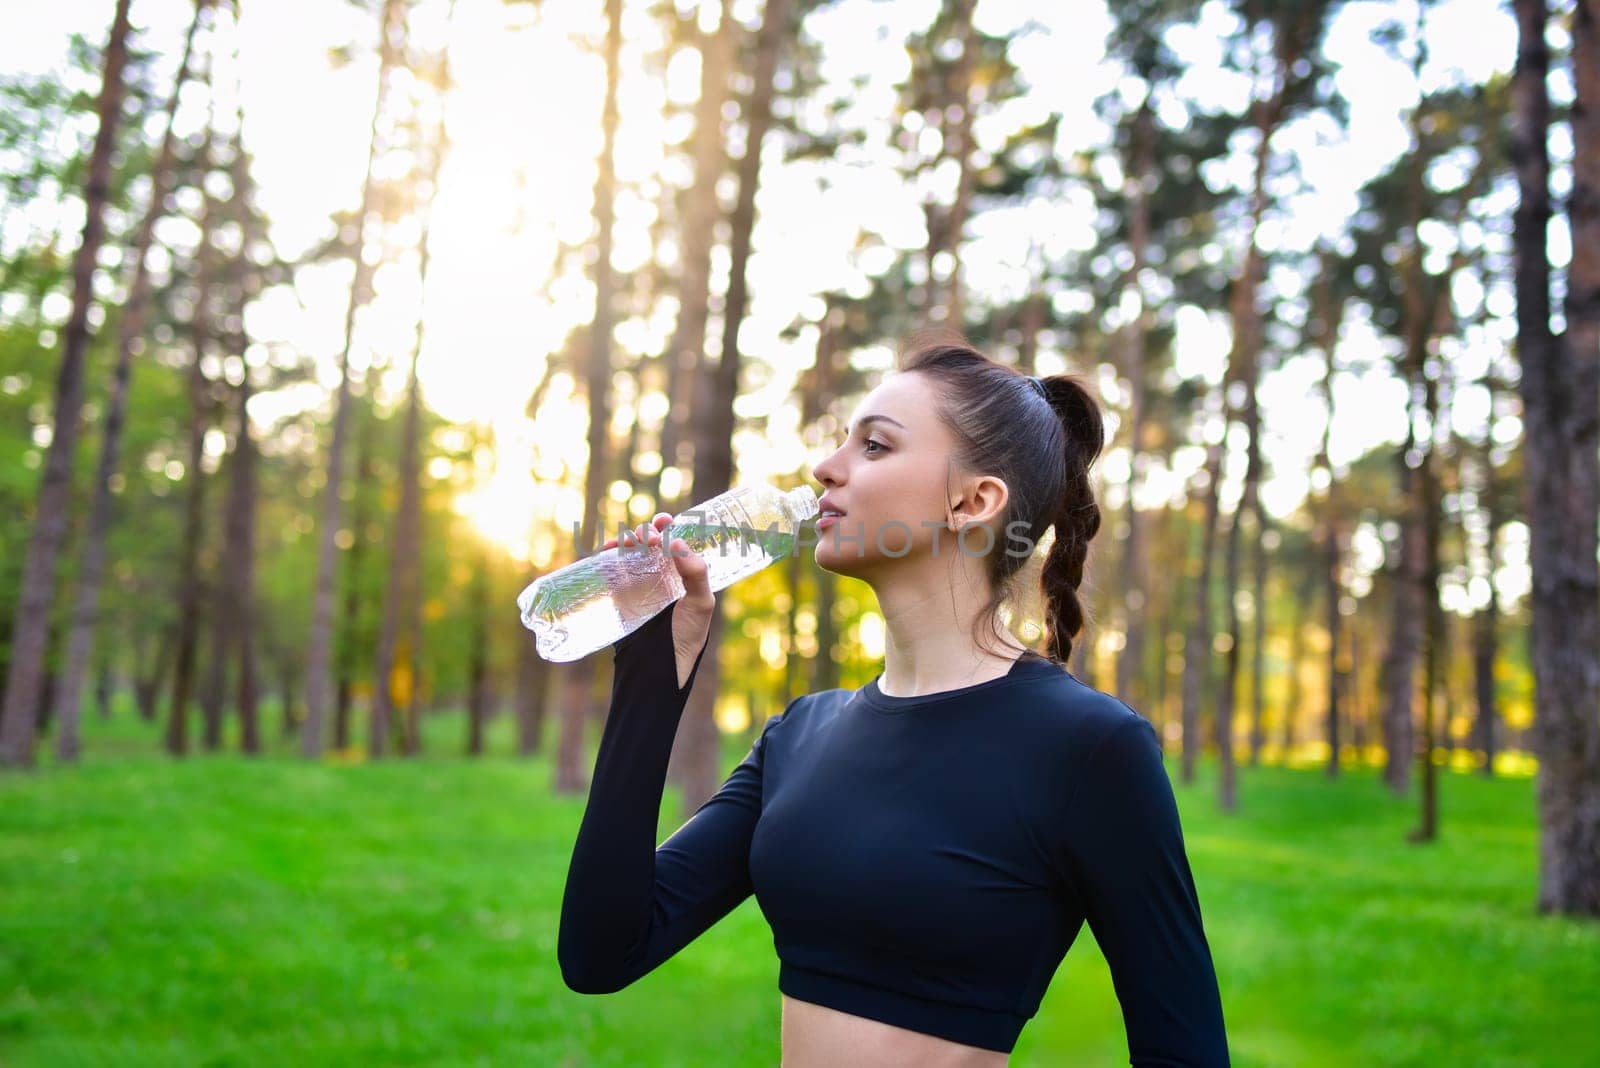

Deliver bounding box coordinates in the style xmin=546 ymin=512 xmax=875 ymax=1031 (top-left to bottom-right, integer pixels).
xmin=602 ymin=513 xmax=715 ymax=689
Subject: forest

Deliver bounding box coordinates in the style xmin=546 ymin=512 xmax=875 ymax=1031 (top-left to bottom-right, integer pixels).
xmin=0 ymin=0 xmax=1597 ymax=1063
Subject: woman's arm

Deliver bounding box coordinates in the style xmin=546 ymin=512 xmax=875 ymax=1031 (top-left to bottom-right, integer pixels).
xmin=1057 ymin=714 xmax=1231 ymax=1067
xmin=556 ymin=604 xmax=786 ymax=994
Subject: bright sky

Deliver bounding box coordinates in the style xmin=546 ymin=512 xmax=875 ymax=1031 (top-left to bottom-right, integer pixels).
xmin=3 ymin=0 xmax=1527 ymax=607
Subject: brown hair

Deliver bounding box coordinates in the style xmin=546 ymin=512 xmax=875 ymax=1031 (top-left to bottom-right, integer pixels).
xmin=897 ymin=330 xmax=1105 ymax=665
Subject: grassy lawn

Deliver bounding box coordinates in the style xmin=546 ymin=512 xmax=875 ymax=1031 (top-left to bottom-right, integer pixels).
xmin=2 ymin=706 xmax=1597 ymax=1066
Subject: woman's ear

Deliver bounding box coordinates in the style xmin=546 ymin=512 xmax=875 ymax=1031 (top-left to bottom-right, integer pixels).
xmin=947 ymin=474 xmax=1010 ymax=533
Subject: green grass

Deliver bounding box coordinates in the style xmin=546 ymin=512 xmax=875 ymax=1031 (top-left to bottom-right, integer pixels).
xmin=2 ymin=705 xmax=1597 ymax=1066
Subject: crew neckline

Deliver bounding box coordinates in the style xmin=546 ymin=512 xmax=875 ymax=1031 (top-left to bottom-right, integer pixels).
xmin=859 ymin=650 xmax=1061 ymax=713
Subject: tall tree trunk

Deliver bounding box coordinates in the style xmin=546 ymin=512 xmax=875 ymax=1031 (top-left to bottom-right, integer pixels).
xmin=813 ymin=567 xmax=839 ymax=693
xmin=1217 ymin=448 xmax=1247 ymax=810
xmin=53 ymin=0 xmax=207 ymax=763
xmin=1281 ymin=556 xmax=1317 ymax=760
xmin=94 ymin=661 xmax=111 ymax=721
xmin=1114 ymin=102 xmax=1154 ymax=718
xmin=1217 ymin=371 xmax=1260 ymax=809
xmin=466 ymin=548 xmax=490 ymax=757
xmin=335 ymin=406 xmax=376 ymax=752
xmin=931 ymin=0 xmax=976 ymax=326
xmin=1472 ymin=388 xmax=1503 ymax=777
xmin=515 ymin=637 xmax=546 ymax=756
xmin=278 ymin=652 xmax=296 ymax=738
xmin=165 ymin=311 xmax=212 ymax=757
xmin=0 ymin=0 xmax=133 ymax=768
xmin=1181 ymin=432 xmax=1225 ymax=784
xmin=370 ymin=25 xmax=452 ymax=754
xmin=401 ymin=492 xmax=426 ymax=758
xmin=302 ymin=0 xmax=405 ymax=760
xmin=165 ymin=108 xmax=222 ymax=758
xmin=1248 ymin=508 xmax=1269 ymax=767
xmin=1148 ymin=506 xmax=1179 ymax=740
xmin=1410 ymin=356 xmax=1445 ymax=840
xmin=672 ymin=0 xmax=791 ymax=817
xmin=1213 ymin=42 xmax=1284 ymax=804
xmin=203 ymin=370 xmax=252 ymax=754
xmin=1513 ymin=0 xmax=1600 ymax=915
xmin=1323 ymin=513 xmax=1346 ymax=778
xmin=374 ymin=327 xmax=427 ymax=759
xmin=555 ymin=0 xmax=623 ymax=795
xmin=656 ymin=0 xmax=730 ymax=510
xmin=134 ymin=624 xmax=174 ymax=723
xmin=1311 ymin=270 xmax=1346 ymax=778
xmin=1380 ymin=374 xmax=1424 ymax=793
xmin=231 ymin=366 xmax=261 ymax=755
xmin=1349 ymin=627 xmax=1365 ymax=754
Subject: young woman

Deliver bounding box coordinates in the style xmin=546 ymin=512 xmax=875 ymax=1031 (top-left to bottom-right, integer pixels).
xmin=558 ymin=338 xmax=1230 ymax=1066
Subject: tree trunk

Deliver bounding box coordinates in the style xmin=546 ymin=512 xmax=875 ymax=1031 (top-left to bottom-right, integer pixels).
xmin=1379 ymin=374 xmax=1425 ymax=793
xmin=1411 ymin=358 xmax=1445 ymax=841
xmin=1248 ymin=507 xmax=1269 ymax=767
xmin=1323 ymin=513 xmax=1345 ymax=778
xmin=656 ymin=0 xmax=731 ymax=509
xmin=1218 ymin=366 xmax=1261 ymax=809
xmin=515 ymin=636 xmax=546 ymax=756
xmin=278 ymin=654 xmax=296 ymax=739
xmin=302 ymin=0 xmax=405 ymax=760
xmin=1213 ymin=44 xmax=1284 ymax=804
xmin=201 ymin=376 xmax=255 ymax=755
xmin=555 ymin=0 xmax=624 ymax=795
xmin=1472 ymin=393 xmax=1503 ymax=776
xmin=1281 ymin=547 xmax=1317 ymax=761
xmin=165 ymin=336 xmax=211 ymax=758
xmin=370 ymin=17 xmax=452 ymax=755
xmin=931 ymin=0 xmax=976 ymax=326
xmin=134 ymin=624 xmax=174 ymax=723
xmin=95 ymin=660 xmax=112 ymax=721
xmin=1513 ymin=0 xmax=1600 ymax=915
xmin=813 ymin=567 xmax=839 ymax=693
xmin=334 ymin=406 xmax=377 ymax=752
xmin=374 ymin=343 xmax=426 ymax=760
xmin=165 ymin=111 xmax=222 ymax=759
xmin=0 ymin=0 xmax=133 ymax=768
xmin=673 ymin=0 xmax=792 ymax=817
xmin=401 ymin=554 xmax=425 ymax=757
xmin=53 ymin=0 xmax=206 ymax=764
xmin=232 ymin=366 xmax=261 ymax=755
xmin=1114 ymin=102 xmax=1154 ymax=718
xmin=1181 ymin=432 xmax=1225 ymax=784
xmin=466 ymin=549 xmax=490 ymax=757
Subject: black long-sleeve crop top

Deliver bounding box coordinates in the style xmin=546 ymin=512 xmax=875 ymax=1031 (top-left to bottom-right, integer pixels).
xmin=557 ymin=604 xmax=1230 ymax=1063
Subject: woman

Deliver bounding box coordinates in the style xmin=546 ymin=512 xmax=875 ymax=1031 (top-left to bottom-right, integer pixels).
xmin=558 ymin=338 xmax=1230 ymax=1066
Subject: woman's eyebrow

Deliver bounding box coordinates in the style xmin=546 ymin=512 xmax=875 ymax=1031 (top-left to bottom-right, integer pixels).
xmin=846 ymin=414 xmax=907 ymax=434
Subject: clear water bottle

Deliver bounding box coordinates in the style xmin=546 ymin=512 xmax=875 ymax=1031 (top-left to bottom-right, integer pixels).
xmin=517 ymin=484 xmax=819 ymax=663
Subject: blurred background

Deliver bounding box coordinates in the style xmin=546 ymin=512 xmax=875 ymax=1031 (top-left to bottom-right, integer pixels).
xmin=1 ymin=0 xmax=1597 ymax=1064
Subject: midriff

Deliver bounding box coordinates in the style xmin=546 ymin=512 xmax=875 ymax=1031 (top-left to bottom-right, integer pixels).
xmin=780 ymin=993 xmax=1010 ymax=1067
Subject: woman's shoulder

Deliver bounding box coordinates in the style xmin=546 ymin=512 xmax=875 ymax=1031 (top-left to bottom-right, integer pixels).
xmin=768 ymin=685 xmax=852 ymax=733
xmin=1026 ymin=668 xmax=1160 ymax=755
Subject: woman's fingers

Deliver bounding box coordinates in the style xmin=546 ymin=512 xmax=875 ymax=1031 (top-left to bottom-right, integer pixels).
xmin=605 ymin=515 xmax=672 ymax=552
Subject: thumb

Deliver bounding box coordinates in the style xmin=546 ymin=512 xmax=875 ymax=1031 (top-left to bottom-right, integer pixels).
xmin=669 ymin=537 xmax=713 ymax=609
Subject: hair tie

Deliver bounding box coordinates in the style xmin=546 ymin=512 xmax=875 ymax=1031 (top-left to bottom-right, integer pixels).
xmin=1026 ymin=375 xmax=1048 ymax=401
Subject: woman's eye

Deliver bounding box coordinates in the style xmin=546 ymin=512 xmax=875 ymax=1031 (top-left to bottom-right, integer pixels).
xmin=864 ymin=439 xmax=886 ymax=455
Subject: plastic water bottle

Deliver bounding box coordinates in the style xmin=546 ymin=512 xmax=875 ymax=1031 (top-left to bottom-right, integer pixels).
xmin=517 ymin=484 xmax=819 ymax=663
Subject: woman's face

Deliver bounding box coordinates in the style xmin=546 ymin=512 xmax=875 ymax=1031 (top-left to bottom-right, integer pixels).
xmin=810 ymin=372 xmax=999 ymax=580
